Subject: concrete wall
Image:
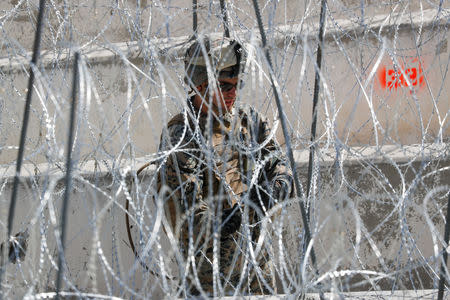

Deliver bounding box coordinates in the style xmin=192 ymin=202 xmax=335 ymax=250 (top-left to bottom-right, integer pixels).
xmin=0 ymin=2 xmax=448 ymax=165
xmin=0 ymin=145 xmax=449 ymax=298
xmin=1 ymin=0 xmax=440 ymax=54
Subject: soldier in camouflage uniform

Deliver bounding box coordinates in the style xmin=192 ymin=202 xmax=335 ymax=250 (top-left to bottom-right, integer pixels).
xmin=157 ymin=36 xmax=293 ymax=296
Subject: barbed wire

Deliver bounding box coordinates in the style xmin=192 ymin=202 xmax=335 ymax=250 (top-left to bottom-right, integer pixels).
xmin=0 ymin=0 xmax=449 ymax=299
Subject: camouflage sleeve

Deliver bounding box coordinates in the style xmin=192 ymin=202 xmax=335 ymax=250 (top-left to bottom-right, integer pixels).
xmin=256 ymin=110 xmax=294 ymax=204
xmin=157 ymin=121 xmax=206 ymax=230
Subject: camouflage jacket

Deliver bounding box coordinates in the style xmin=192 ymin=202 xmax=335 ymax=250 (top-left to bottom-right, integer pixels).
xmin=157 ymin=100 xmax=293 ymax=295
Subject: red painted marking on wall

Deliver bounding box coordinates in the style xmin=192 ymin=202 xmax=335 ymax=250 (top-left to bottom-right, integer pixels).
xmin=378 ymin=66 xmax=387 ymax=89
xmin=378 ymin=59 xmax=424 ymax=91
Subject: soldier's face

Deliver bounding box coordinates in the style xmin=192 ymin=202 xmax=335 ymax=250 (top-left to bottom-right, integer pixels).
xmin=197 ymin=77 xmax=238 ymax=115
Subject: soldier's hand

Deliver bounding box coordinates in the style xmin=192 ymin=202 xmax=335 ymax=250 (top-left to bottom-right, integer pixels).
xmin=0 ymin=230 xmax=29 ymax=264
xmin=221 ymin=204 xmax=241 ymax=237
xmin=249 ymin=182 xmax=270 ymax=208
xmin=272 ymin=179 xmax=291 ymax=202
xmin=249 ymin=179 xmax=291 ymax=209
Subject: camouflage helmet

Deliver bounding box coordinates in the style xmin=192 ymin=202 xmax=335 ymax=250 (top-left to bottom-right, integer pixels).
xmin=184 ymin=35 xmax=245 ymax=87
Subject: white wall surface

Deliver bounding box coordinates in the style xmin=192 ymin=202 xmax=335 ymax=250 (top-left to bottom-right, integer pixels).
xmin=1 ymin=145 xmax=449 ymax=298
xmin=0 ymin=7 xmax=448 ymax=165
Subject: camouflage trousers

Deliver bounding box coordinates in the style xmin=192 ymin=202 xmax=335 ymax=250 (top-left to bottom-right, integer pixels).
xmin=181 ymin=227 xmax=276 ymax=296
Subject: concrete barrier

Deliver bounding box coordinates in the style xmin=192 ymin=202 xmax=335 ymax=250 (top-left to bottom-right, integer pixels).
xmin=0 ymin=144 xmax=448 ymax=298
xmin=0 ymin=8 xmax=448 ymax=165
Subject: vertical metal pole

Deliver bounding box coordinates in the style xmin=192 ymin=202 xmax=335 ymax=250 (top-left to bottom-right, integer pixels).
xmin=305 ymin=0 xmax=327 ymax=209
xmin=220 ymin=0 xmax=230 ymax=38
xmin=438 ymin=192 xmax=450 ymax=300
xmin=0 ymin=0 xmax=46 ymax=298
xmin=193 ymin=0 xmax=198 ymax=34
xmin=55 ymin=51 xmax=80 ymax=299
xmin=251 ymin=0 xmax=324 ymax=298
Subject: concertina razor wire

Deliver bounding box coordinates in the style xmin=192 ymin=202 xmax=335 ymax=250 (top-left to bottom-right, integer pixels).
xmin=0 ymin=0 xmax=449 ymax=299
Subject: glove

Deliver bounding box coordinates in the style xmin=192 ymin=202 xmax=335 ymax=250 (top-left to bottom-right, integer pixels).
xmin=221 ymin=204 xmax=242 ymax=237
xmin=249 ymin=179 xmax=291 ymax=209
xmin=0 ymin=230 xmax=29 ymax=264
xmin=249 ymin=182 xmax=270 ymax=208
xmin=272 ymin=179 xmax=291 ymax=202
